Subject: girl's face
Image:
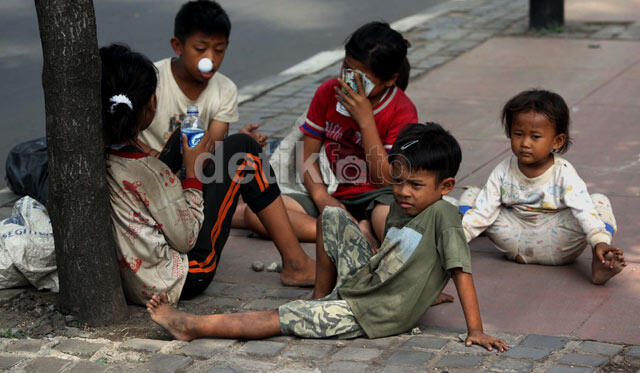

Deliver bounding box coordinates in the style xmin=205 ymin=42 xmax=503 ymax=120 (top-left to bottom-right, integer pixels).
xmin=137 ymin=94 xmax=157 ymax=133
xmin=342 ymin=55 xmax=397 ymax=101
xmin=510 ymin=111 xmax=566 ymax=177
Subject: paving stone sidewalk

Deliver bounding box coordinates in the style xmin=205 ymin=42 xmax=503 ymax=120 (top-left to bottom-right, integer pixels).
xmin=3 ymin=0 xmax=640 ymax=372
xmin=229 ymin=0 xmax=640 ymax=141
xmin=1 ymin=327 xmax=639 ymax=372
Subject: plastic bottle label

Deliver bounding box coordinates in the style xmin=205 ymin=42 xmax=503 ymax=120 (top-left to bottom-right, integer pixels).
xmin=182 ymin=127 xmax=204 ymax=147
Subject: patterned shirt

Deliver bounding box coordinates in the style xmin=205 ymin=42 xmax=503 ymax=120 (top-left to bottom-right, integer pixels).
xmin=462 ymin=155 xmax=611 ymax=247
xmin=106 ymin=147 xmax=204 ymax=305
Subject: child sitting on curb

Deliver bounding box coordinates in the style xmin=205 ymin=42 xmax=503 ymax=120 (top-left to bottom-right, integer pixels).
xmin=459 ymin=89 xmax=625 ymax=284
xmin=101 ymin=44 xmax=315 ymax=306
xmin=146 ymin=123 xmax=508 ymax=351
xmin=242 ymin=21 xmax=418 ymax=249
xmin=138 ymin=0 xmax=266 ymax=154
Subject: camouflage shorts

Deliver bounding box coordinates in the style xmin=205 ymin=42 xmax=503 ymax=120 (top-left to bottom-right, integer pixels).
xmin=278 ymin=207 xmax=372 ymax=339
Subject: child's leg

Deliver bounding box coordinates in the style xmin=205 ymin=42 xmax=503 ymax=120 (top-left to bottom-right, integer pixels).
xmin=312 ymin=215 xmax=337 ymax=298
xmin=244 ymin=195 xmax=317 ymax=242
xmin=312 ymin=207 xmax=372 ymax=299
xmin=458 ymin=186 xmax=482 ymax=215
xmin=230 ymin=197 xmax=246 ymax=228
xmin=148 ymin=294 xmax=281 ymax=341
xmin=458 ymin=186 xmax=525 ymax=262
xmin=253 ymin=196 xmax=316 ymax=286
xmin=279 ymin=299 xmax=365 ymax=339
xmin=183 ymin=134 xmax=314 ymax=299
xmin=370 ymin=202 xmax=390 ymax=242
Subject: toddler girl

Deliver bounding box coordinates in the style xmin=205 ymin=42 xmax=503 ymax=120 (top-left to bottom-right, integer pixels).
xmin=459 ymin=89 xmax=625 ymax=284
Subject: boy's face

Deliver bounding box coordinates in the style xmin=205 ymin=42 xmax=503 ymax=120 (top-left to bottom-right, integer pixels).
xmin=391 ymin=163 xmax=455 ymax=216
xmin=171 ymin=31 xmax=228 ymax=83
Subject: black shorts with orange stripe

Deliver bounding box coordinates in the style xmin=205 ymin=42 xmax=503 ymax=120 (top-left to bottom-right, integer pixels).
xmin=167 ymin=133 xmax=280 ymax=299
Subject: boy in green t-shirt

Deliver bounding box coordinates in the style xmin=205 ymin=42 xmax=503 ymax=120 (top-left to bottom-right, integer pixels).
xmin=146 ymin=123 xmax=508 ymax=351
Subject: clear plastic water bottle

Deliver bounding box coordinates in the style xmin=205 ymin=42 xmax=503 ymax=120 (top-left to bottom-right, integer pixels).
xmin=181 ymin=105 xmax=205 ymax=148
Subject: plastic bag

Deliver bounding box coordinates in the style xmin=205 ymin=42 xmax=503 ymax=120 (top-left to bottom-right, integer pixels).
xmin=0 ymin=196 xmax=58 ymax=292
xmin=269 ymin=111 xmax=337 ymax=195
xmin=5 ymin=137 xmax=49 ymax=206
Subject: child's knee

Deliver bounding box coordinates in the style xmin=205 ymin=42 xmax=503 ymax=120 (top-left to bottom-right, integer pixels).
xmin=225 ymin=133 xmax=262 ymax=156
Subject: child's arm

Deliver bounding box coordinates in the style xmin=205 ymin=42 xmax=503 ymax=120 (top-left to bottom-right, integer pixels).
xmin=451 ymin=268 xmax=508 ymax=352
xmin=461 ymin=165 xmax=504 ymax=242
xmin=207 ymin=119 xmax=229 ymax=144
xmin=335 ymin=75 xmax=391 ymax=185
xmin=238 ymin=123 xmax=267 ymax=147
xmin=562 ymin=167 xmax=617 ymax=252
xmin=301 ymin=135 xmax=351 ymax=214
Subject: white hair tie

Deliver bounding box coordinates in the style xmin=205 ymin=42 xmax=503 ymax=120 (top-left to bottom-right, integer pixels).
xmin=109 ymin=94 xmax=133 ymax=113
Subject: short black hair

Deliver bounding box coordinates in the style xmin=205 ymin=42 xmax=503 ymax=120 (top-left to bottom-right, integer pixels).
xmin=501 ymin=89 xmax=571 ymax=153
xmin=345 ymin=21 xmax=411 ymax=91
xmin=174 ymin=0 xmax=231 ymax=43
xmin=389 ymin=122 xmax=462 ymax=182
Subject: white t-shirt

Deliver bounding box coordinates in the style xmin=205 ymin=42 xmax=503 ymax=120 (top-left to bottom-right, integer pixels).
xmin=140 ymin=58 xmax=239 ymax=151
xmin=462 ymin=155 xmax=611 ymax=247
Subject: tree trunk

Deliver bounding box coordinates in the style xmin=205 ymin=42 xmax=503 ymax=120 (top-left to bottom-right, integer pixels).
xmin=34 ymin=0 xmax=128 ymax=325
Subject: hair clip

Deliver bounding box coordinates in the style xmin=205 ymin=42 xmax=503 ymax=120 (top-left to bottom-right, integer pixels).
xmin=109 ymin=94 xmax=133 ymax=113
xmin=401 ymin=139 xmax=419 ymax=150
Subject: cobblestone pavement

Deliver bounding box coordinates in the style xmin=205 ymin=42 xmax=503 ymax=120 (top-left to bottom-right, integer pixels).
xmin=3 ymin=0 xmax=640 ymax=372
xmin=1 ymin=324 xmax=640 ymax=372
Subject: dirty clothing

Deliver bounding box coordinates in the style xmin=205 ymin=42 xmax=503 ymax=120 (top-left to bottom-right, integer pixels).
xmin=107 ymin=134 xmax=279 ymax=305
xmin=279 ymin=200 xmax=471 ymax=339
xmin=459 ymin=155 xmax=616 ymax=265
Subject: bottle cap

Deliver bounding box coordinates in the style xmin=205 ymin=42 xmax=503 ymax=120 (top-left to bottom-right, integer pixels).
xmin=186 ymin=105 xmax=198 ymax=115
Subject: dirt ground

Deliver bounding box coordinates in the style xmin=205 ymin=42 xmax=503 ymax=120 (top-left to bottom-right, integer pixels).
xmin=0 ymin=288 xmax=240 ymax=342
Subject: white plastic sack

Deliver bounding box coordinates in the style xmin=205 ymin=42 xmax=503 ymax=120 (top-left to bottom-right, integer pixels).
xmin=269 ymin=111 xmax=338 ymax=195
xmin=0 ymin=196 xmax=58 ymax=292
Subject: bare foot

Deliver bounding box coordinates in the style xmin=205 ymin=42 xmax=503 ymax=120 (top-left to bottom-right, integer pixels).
xmin=280 ymin=255 xmax=316 ymax=287
xmin=432 ymin=292 xmax=455 ymax=306
xmin=358 ymin=220 xmax=380 ymax=253
xmin=591 ymin=251 xmax=626 ymax=285
xmin=515 ymin=255 xmax=526 ymax=264
xmin=146 ymin=294 xmax=197 ymax=341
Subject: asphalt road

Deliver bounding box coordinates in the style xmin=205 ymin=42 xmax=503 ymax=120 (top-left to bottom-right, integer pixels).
xmin=0 ymin=0 xmax=445 ymax=188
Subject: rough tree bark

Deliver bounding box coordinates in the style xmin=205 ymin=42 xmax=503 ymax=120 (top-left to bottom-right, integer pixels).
xmin=34 ymin=0 xmax=128 ymax=325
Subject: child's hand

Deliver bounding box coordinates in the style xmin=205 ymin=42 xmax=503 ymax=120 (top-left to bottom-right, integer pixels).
xmin=594 ymin=243 xmax=625 ymax=269
xmin=182 ymin=132 xmax=214 ymax=179
xmin=465 ymin=330 xmax=509 ymax=352
xmin=335 ymin=73 xmax=375 ymax=128
xmin=239 ymin=123 xmax=267 ymax=147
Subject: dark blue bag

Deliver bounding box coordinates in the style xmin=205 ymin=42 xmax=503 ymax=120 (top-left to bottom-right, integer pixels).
xmin=5 ymin=137 xmax=48 ymax=206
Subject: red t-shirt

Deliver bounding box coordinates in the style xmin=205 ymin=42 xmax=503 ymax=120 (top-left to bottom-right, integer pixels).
xmin=300 ymin=78 xmax=418 ymax=199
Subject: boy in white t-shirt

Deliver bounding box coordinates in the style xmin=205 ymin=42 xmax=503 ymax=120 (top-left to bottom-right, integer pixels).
xmin=138 ymin=0 xmax=265 ymax=153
